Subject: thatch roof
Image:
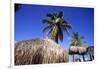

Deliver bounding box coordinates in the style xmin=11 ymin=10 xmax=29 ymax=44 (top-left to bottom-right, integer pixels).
xmin=69 ymin=46 xmax=87 ymax=55
xmin=15 ymin=38 xmax=68 ymax=65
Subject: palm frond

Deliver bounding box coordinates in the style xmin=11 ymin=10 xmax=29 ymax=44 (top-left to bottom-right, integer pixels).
xmin=62 ymin=27 xmax=70 ymax=35
xmin=58 ymin=26 xmax=63 ymax=42
xmin=42 ymin=25 xmax=52 ymax=32
xmin=42 ymin=19 xmax=53 ymax=24
xmin=61 ymin=24 xmax=72 ymax=29
xmin=57 ymin=11 xmax=63 ymax=18
xmin=42 ymin=11 xmax=72 ymax=43
xmin=73 ymin=32 xmax=79 ymax=39
xmin=46 ymin=13 xmax=54 ymax=19
xmin=62 ymin=20 xmax=72 ymax=29
xmin=70 ymin=32 xmax=86 ymax=47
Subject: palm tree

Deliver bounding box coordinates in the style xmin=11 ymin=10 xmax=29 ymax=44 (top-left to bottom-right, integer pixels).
xmin=69 ymin=32 xmax=86 ymax=62
xmin=70 ymin=32 xmax=85 ymax=46
xmin=42 ymin=11 xmax=72 ymax=43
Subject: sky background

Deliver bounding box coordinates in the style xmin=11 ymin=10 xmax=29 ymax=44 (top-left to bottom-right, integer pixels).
xmin=15 ymin=4 xmax=94 ymax=49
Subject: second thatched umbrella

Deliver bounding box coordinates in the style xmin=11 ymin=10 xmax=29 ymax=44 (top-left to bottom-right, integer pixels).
xmin=69 ymin=32 xmax=87 ymax=62
xmin=69 ymin=46 xmax=87 ymax=62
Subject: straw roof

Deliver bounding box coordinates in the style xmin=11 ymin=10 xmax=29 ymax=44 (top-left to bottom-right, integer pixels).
xmin=15 ymin=38 xmax=68 ymax=65
xmin=69 ymin=46 xmax=87 ymax=54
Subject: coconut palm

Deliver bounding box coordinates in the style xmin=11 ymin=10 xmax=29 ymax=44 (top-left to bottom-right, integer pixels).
xmin=70 ymin=32 xmax=85 ymax=46
xmin=42 ymin=11 xmax=72 ymax=43
xmin=69 ymin=32 xmax=86 ymax=62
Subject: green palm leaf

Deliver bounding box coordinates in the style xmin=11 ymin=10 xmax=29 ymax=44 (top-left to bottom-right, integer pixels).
xmin=42 ymin=18 xmax=53 ymax=24
xmin=42 ymin=25 xmax=52 ymax=32
xmin=57 ymin=11 xmax=63 ymax=18
xmin=58 ymin=26 xmax=63 ymax=42
xmin=42 ymin=11 xmax=72 ymax=43
xmin=70 ymin=32 xmax=86 ymax=47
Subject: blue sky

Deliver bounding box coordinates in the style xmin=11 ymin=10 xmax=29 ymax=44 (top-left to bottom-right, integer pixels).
xmin=15 ymin=4 xmax=94 ymax=49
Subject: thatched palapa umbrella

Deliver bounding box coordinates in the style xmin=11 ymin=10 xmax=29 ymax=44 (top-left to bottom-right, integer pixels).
xmin=15 ymin=38 xmax=69 ymax=65
xmin=69 ymin=32 xmax=87 ymax=62
xmin=69 ymin=46 xmax=87 ymax=62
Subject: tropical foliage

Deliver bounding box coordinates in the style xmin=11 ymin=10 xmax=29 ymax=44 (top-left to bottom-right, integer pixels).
xmin=42 ymin=11 xmax=72 ymax=43
xmin=70 ymin=32 xmax=85 ymax=46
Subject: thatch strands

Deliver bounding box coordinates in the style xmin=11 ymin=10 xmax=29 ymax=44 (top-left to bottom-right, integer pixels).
xmin=69 ymin=46 xmax=87 ymax=54
xmin=15 ymin=38 xmax=68 ymax=65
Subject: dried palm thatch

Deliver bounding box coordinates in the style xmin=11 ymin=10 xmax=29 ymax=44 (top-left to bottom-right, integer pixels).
xmin=69 ymin=46 xmax=87 ymax=62
xmin=69 ymin=46 xmax=87 ymax=54
xmin=15 ymin=38 xmax=68 ymax=65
